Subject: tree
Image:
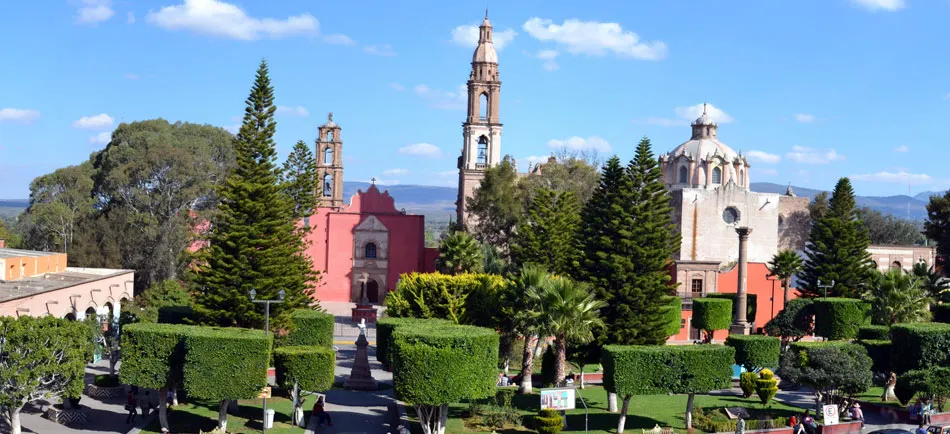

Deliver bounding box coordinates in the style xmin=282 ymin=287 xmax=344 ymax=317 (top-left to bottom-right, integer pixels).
xmin=134 ymin=279 xmax=193 ymax=323
xmin=809 ymin=191 xmax=829 ymax=221
xmin=191 ymin=60 xmax=318 ymax=331
xmin=768 ymin=250 xmax=803 ymax=308
xmin=281 ymin=140 xmax=318 ymax=221
xmin=435 ymin=231 xmax=483 ymax=275
xmin=764 ymin=298 xmax=815 ymax=354
xmin=692 ymin=298 xmax=732 ymax=343
xmin=510 ymin=264 xmax=552 ymax=395
xmin=511 ymin=188 xmax=581 ymax=275
xmin=779 ymin=343 xmax=873 ymax=411
xmin=22 ymin=163 xmax=95 ymax=254
xmin=862 ymin=269 xmax=932 ymax=325
xmin=0 ymin=316 xmax=92 ymax=434
xmin=924 ymin=190 xmax=950 ymax=272
xmin=518 ymin=152 xmax=601 ymax=208
xmin=799 ymin=178 xmax=875 ymax=298
xmin=274 ymin=346 xmax=334 ymax=426
xmin=527 ymin=275 xmax=605 ymax=386
xmin=856 ymin=207 xmax=925 ymax=246
xmin=465 ymin=156 xmax=521 ymax=256
xmin=725 ymin=335 xmax=781 ymax=372
xmin=913 ymin=261 xmax=950 ymax=303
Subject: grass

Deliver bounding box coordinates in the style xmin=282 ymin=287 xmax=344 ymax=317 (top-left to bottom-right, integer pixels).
xmin=139 ymin=393 xmax=320 ymax=434
xmin=853 ymin=386 xmax=904 ymax=408
xmin=409 ymin=386 xmax=805 ymax=434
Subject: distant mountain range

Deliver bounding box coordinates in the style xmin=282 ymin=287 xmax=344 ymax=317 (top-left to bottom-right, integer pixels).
xmin=750 ymin=182 xmax=940 ymax=221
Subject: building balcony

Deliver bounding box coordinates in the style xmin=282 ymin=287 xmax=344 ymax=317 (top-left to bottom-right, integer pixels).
xmin=676 ymin=291 xmax=705 ymax=310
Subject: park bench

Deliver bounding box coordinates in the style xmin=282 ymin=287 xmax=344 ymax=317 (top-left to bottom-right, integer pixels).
xmin=642 ymin=423 xmax=675 ymax=434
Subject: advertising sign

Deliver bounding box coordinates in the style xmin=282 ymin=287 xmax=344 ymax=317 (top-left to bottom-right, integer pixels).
xmin=540 ymin=388 xmax=576 ymax=411
xmin=822 ymin=404 xmax=839 ymax=425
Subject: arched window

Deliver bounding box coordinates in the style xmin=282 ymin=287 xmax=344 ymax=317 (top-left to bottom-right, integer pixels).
xmin=479 ymin=93 xmax=488 ymax=120
xmin=365 ymin=242 xmax=377 ymax=259
xmin=705 ymin=126 xmax=710 ymax=136
xmin=712 ymin=167 xmax=722 ymax=184
xmin=477 ymin=136 xmax=488 ymax=166
xmin=324 ymin=147 xmax=333 ymax=165
xmin=323 ymin=174 xmax=333 ymax=197
xmin=739 ymin=169 xmax=745 ymax=186
xmin=678 ymin=166 xmax=688 ymax=184
xmin=326 ymin=131 xmax=334 ymax=141
xmin=890 ymin=261 xmax=902 ymax=271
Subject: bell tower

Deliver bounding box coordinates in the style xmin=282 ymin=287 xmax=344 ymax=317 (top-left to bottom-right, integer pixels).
xmin=316 ymin=112 xmax=344 ymax=209
xmin=457 ymin=10 xmax=503 ymax=227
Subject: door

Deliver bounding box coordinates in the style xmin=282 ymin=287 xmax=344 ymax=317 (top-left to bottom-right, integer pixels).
xmin=367 ymin=280 xmax=379 ymax=304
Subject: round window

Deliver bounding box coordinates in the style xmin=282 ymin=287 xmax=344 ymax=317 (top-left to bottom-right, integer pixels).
xmin=723 ymin=207 xmax=740 ymax=224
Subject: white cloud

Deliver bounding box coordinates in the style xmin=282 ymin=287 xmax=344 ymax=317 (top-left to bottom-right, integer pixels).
xmin=383 ymin=168 xmax=409 ymax=176
xmin=523 ymin=18 xmax=666 ymax=60
xmin=893 ymin=145 xmax=910 ymax=153
xmin=364 ymin=178 xmax=400 ymax=186
xmin=850 ymin=0 xmax=905 ymax=12
xmin=674 ymin=103 xmax=734 ymax=124
xmin=753 ymin=168 xmax=779 ymax=177
xmin=785 ymin=145 xmax=846 ymax=164
xmin=276 ymin=105 xmax=309 ymax=117
xmin=76 ymin=0 xmax=114 ymax=25
xmin=323 ymin=33 xmax=354 ymax=45
xmin=851 ymin=170 xmax=932 ymax=184
xmin=747 ymin=150 xmax=781 ymax=164
xmin=413 ymin=84 xmax=467 ymax=110
xmin=127 ymin=11 xmax=136 ymax=24
xmin=399 ymin=143 xmax=442 ymax=158
xmin=364 ymin=44 xmax=396 ymax=56
xmin=388 ymin=83 xmax=405 ymax=91
xmin=547 ymin=136 xmax=612 ymax=153
xmin=0 ymin=108 xmax=41 ymax=124
xmin=146 ymin=0 xmax=318 ymax=40
xmin=72 ymin=113 xmax=115 ymax=130
xmin=535 ymin=49 xmax=560 ymax=71
xmin=451 ymin=24 xmax=517 ymax=50
xmin=793 ymin=113 xmax=816 ymax=123
xmin=89 ymin=131 xmax=112 ymax=145
xmin=526 ymin=155 xmax=548 ymax=166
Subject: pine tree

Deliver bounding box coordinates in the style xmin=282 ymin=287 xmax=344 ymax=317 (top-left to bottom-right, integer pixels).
xmin=799 ymin=177 xmax=874 ymax=298
xmin=191 ymin=60 xmax=318 ymax=330
xmin=466 ymin=156 xmax=522 ymax=257
xmin=924 ymin=190 xmax=950 ymax=273
xmin=511 ymin=188 xmax=581 ymax=275
xmin=281 ymin=140 xmax=318 ymax=221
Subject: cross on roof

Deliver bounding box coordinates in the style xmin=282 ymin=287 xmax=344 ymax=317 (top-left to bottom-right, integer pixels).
xmin=370 ymin=177 xmax=377 ymax=185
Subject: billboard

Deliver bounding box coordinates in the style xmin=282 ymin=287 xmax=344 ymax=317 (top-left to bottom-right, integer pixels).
xmin=540 ymin=388 xmax=576 ymax=411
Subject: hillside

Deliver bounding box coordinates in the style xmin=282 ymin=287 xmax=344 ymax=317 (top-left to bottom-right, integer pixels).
xmin=751 ymin=182 xmax=937 ymax=220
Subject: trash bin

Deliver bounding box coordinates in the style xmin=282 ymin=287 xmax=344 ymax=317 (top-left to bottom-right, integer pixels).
xmin=264 ymin=409 xmax=275 ymax=429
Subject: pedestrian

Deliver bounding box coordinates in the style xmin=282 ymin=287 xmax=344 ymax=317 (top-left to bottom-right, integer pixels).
xmin=139 ymin=390 xmax=151 ymax=418
xmin=313 ymin=396 xmax=333 ymax=427
xmin=802 ymin=410 xmax=818 ymax=434
xmin=125 ymin=387 xmax=139 ymax=424
xmin=851 ymin=403 xmax=864 ymax=429
xmin=921 ymin=399 xmax=933 ymax=425
xmin=916 ymin=423 xmax=927 ymax=434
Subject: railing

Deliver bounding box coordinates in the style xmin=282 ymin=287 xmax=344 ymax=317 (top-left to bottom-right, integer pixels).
xmin=676 ymin=291 xmax=704 ymax=310
xmin=475 ymin=163 xmax=487 ymax=169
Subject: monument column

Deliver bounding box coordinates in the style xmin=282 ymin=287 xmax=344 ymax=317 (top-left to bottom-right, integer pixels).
xmin=731 ymin=227 xmax=753 ymax=335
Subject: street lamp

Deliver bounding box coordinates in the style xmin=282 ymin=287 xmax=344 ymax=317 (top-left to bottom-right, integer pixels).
xmin=817 ymin=279 xmax=835 ymax=298
xmin=765 ymin=273 xmax=780 ymax=319
xmin=250 ymin=289 xmax=285 ymax=434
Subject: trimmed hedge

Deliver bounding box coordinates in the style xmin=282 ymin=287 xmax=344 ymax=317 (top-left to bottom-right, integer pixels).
xmin=857 ymin=325 xmax=890 ymax=341
xmin=120 ymin=323 xmax=187 ymax=390
xmin=662 ymin=295 xmax=682 ymax=337
xmin=725 ymin=335 xmax=780 ymax=371
xmin=889 ymin=322 xmax=950 ymax=373
xmin=285 ymin=309 xmax=334 ymax=347
xmin=707 ymin=293 xmax=757 ymax=324
xmin=385 ymin=272 xmax=507 ymax=327
xmin=274 ymin=346 xmax=335 ymax=392
xmin=788 ymin=340 xmax=854 ymax=354
xmin=858 ymin=339 xmax=892 ymax=374
xmin=182 ymin=326 xmax=272 ymax=400
xmin=157 ymin=306 xmax=195 ymax=325
xmin=603 ymin=344 xmax=735 ymax=396
xmin=692 ymin=298 xmax=733 ymax=332
xmin=392 ymin=322 xmax=498 ymax=406
xmin=933 ymin=304 xmax=950 ymax=324
xmin=812 ymin=298 xmax=870 ymax=340
xmin=377 ymin=317 xmax=453 ymax=368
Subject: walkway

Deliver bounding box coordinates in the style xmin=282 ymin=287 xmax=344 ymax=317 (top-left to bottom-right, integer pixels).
xmin=772 ymin=385 xmax=919 ymax=432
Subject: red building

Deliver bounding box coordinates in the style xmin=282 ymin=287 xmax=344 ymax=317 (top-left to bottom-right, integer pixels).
xmin=304 ymin=114 xmax=437 ymax=304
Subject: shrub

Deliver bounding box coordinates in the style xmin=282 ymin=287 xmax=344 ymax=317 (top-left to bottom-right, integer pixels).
xmin=157 ymin=306 xmax=195 ymax=325
xmin=739 ymin=372 xmax=758 ymax=398
xmin=780 ymin=341 xmax=872 ymax=399
xmin=812 ymin=298 xmax=870 ymax=340
xmin=285 ymin=309 xmax=334 ymax=347
xmin=274 ymin=346 xmax=335 ymax=392
xmin=93 ymin=374 xmax=120 ymax=388
xmin=603 ymin=345 xmax=735 ymax=396
xmin=120 ymin=323 xmax=188 ymax=390
xmin=725 ymin=335 xmax=780 ymax=371
xmin=182 ymin=326 xmax=272 ymax=400
xmin=535 ymin=409 xmax=563 ymax=434
xmin=692 ymin=298 xmax=733 ymax=339
xmin=662 ymin=295 xmax=682 ymax=337
xmin=692 ymin=407 xmax=788 ymax=433
xmin=895 ymin=367 xmax=950 ymax=411
xmin=933 ymin=304 xmax=950 ymax=324
xmin=384 ymin=272 xmax=507 ymax=326
xmin=376 ymin=317 xmax=452 ymax=368
xmin=857 ymin=325 xmax=890 ymax=341
xmin=541 ymin=346 xmax=557 ymax=388
xmin=755 ymin=369 xmax=778 ymax=405
xmin=858 ymin=339 xmax=891 ymax=374
xmin=707 ymin=293 xmax=757 ymax=324
xmin=889 ymin=322 xmax=950 ymax=373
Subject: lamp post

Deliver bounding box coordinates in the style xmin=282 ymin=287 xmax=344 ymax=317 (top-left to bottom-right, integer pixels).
xmin=766 ymin=273 xmax=780 ymax=319
xmin=250 ymin=288 xmax=285 ymax=434
xmin=816 ymin=279 xmax=835 ymax=298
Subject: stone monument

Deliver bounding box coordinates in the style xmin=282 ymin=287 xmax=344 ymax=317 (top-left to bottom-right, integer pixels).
xmin=344 ymin=319 xmax=378 ymax=391
xmin=730 ymin=227 xmax=753 ymax=335
xmin=351 ymin=272 xmax=378 ymax=323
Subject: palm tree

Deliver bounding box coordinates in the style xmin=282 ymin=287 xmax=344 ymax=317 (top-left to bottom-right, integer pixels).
xmin=912 ymin=262 xmax=950 ymax=303
xmin=512 ymin=264 xmax=552 ymax=394
xmin=528 ymin=275 xmax=606 ymax=386
xmin=436 ymin=231 xmax=483 ymax=275
xmin=862 ymin=269 xmax=932 ymax=325
xmin=768 ymin=250 xmax=803 ymax=308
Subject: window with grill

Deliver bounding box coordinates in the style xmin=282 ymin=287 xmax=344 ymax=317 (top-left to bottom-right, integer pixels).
xmin=691 ymin=279 xmax=703 ymax=293
xmin=365 ymin=243 xmax=377 ymax=259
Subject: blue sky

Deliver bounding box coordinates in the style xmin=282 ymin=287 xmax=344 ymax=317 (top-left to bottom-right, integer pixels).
xmin=0 ymin=0 xmax=945 ymax=199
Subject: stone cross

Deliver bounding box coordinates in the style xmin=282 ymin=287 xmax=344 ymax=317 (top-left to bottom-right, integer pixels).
xmin=359 ymin=272 xmax=370 ymax=304
xmin=371 ymin=177 xmax=377 ymax=185
xmin=328 ymin=112 xmax=333 ymax=122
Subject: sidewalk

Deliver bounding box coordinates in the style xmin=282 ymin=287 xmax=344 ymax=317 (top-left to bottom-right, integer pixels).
xmin=324 ymin=301 xmax=383 ymax=344
xmin=773 ymin=384 xmax=918 ymax=432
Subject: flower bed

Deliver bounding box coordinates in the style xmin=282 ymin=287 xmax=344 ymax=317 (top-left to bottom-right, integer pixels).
xmin=85 ymin=374 xmax=125 ymax=399
xmin=44 ymin=405 xmax=88 ymax=426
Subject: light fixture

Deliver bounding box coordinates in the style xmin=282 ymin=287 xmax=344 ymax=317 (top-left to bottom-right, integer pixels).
xmin=278 ymin=289 xmax=286 ymax=301
xmin=249 ymin=289 xmax=257 ymax=300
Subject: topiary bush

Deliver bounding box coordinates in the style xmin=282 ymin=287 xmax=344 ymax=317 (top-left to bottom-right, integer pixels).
xmin=693 ymin=298 xmax=733 ymax=341
xmin=812 ymin=298 xmax=870 ymax=340
xmin=755 ymin=369 xmax=778 ymax=405
xmin=285 ymin=309 xmax=334 ymax=347
xmin=857 ymin=325 xmax=890 ymax=341
xmin=385 ymin=272 xmax=507 ymax=326
xmin=662 ymin=295 xmax=682 ymax=338
xmin=376 ymin=317 xmax=453 ymax=368
xmin=889 ymin=322 xmax=950 ymax=373
xmin=120 ymin=323 xmax=188 ymax=390
xmin=274 ymin=346 xmax=335 ymax=392
xmin=707 ymin=293 xmax=757 ymax=324
xmin=933 ymin=304 xmax=950 ymax=324
xmin=739 ymin=372 xmax=758 ymax=398
xmin=535 ymin=408 xmax=563 ymax=434
xmin=858 ymin=339 xmax=891 ymax=374
xmin=157 ymin=306 xmax=196 ymax=325
xmin=725 ymin=335 xmax=780 ymax=371
xmin=182 ymin=326 xmax=272 ymax=401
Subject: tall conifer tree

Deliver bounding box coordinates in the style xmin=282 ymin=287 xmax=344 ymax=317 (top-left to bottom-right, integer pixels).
xmin=799 ymin=177 xmax=874 ymax=298
xmin=281 ymin=140 xmax=318 ymax=221
xmin=192 ymin=60 xmax=317 ymax=330
xmin=512 ymin=188 xmax=581 ymax=275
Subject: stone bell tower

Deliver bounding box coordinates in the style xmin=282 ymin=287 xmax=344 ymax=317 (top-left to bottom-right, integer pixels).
xmin=457 ymin=10 xmax=503 ymax=227
xmin=316 ymin=112 xmax=344 ymax=209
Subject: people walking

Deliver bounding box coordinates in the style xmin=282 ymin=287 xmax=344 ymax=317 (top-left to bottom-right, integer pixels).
xmin=125 ymin=387 xmax=139 ymax=424
xmin=313 ymin=396 xmax=333 ymax=427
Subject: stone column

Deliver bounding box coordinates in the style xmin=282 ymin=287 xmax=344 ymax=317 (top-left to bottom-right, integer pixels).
xmin=731 ymin=227 xmax=753 ymax=335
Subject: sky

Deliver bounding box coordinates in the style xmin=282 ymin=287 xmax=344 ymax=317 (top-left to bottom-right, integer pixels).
xmin=0 ymin=0 xmax=946 ymax=199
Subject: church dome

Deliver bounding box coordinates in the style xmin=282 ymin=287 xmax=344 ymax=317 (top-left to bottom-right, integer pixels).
xmin=668 ymin=137 xmax=739 ymax=163
xmin=660 ymin=103 xmax=750 ymax=191
xmin=694 ymin=112 xmax=716 ymax=126
xmin=473 ymin=41 xmax=498 ymax=64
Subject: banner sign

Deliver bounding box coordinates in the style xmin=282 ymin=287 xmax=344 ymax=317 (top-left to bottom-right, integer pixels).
xmin=540 ymin=388 xmax=575 ymax=411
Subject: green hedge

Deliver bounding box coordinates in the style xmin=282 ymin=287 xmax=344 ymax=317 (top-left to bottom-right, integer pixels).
xmin=857 ymin=325 xmax=890 ymax=341
xmin=274 ymin=346 xmax=335 ymax=392
xmin=787 ymin=340 xmax=855 ymax=357
xmin=603 ymin=345 xmax=735 ymax=396
xmin=890 ymin=322 xmax=950 ymax=373
xmin=120 ymin=323 xmax=188 ymax=390
xmin=933 ymin=304 xmax=950 ymax=324
xmin=812 ymin=298 xmax=870 ymax=340
xmin=858 ymin=340 xmax=892 ymax=374
xmin=182 ymin=326 xmax=272 ymax=400
xmin=662 ymin=295 xmax=682 ymax=337
xmin=725 ymin=335 xmax=780 ymax=371
xmin=157 ymin=306 xmax=196 ymax=325
xmin=692 ymin=298 xmax=733 ymax=332
xmin=385 ymin=272 xmax=506 ymax=327
xmin=707 ymin=293 xmax=757 ymax=324
xmin=377 ymin=317 xmax=453 ymax=368
xmin=392 ymin=322 xmax=498 ymax=406
xmin=285 ymin=309 xmax=334 ymax=347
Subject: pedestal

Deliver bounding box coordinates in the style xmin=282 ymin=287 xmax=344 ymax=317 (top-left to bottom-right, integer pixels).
xmin=351 ymin=304 xmax=378 ymax=323
xmin=730 ymin=322 xmax=752 ymax=335
xmin=344 ymin=333 xmax=378 ymax=391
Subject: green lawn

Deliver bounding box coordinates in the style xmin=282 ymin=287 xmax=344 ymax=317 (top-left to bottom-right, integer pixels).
xmin=853 ymin=386 xmax=904 ymax=408
xmin=140 ymin=394 xmax=319 ymax=434
xmin=411 ymin=386 xmax=804 ymax=434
